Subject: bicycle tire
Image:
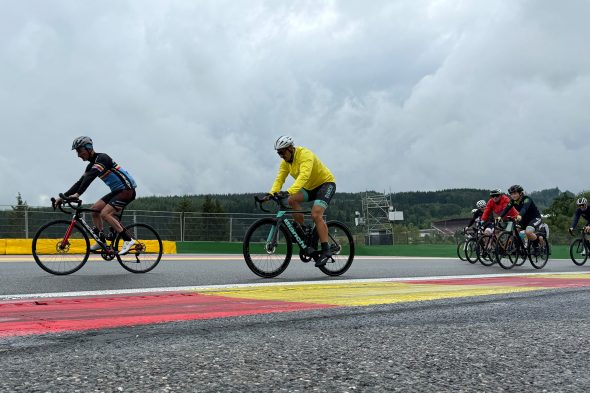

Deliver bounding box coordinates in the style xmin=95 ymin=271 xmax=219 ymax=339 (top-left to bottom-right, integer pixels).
xmin=456 ymin=240 xmax=467 ymax=261
xmin=32 ymin=219 xmax=90 ymax=275
xmin=496 ymin=232 xmax=516 ymax=270
xmin=115 ymin=223 xmax=163 ymax=273
xmin=528 ymin=234 xmax=549 ymax=269
xmin=569 ymin=238 xmax=588 ymax=266
xmin=318 ymin=221 xmax=355 ymax=276
xmin=464 ymin=238 xmax=479 ymax=264
xmin=477 ymin=235 xmax=496 ymax=266
xmin=243 ymin=218 xmax=292 ymax=278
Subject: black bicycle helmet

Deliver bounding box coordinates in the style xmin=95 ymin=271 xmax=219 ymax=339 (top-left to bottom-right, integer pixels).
xmin=508 ymin=184 xmax=524 ymax=194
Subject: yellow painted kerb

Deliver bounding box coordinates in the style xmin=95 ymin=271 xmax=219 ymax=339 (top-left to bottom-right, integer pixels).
xmin=200 ymin=282 xmax=544 ymax=307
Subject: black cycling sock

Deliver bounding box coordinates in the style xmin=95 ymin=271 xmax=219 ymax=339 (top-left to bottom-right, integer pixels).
xmin=120 ymin=230 xmax=132 ymax=241
xmin=321 ymin=242 xmax=329 ymax=252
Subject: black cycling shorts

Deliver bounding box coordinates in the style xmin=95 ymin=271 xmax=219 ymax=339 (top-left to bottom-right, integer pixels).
xmin=301 ymin=182 xmax=336 ymax=209
xmin=101 ymin=188 xmax=136 ymax=210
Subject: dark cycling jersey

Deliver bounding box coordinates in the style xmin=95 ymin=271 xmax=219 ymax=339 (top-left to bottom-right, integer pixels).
xmin=467 ymin=209 xmax=484 ymax=228
xmin=571 ymin=208 xmax=590 ymax=229
xmin=499 ymin=196 xmax=541 ymax=228
xmin=65 ymin=153 xmax=137 ymax=197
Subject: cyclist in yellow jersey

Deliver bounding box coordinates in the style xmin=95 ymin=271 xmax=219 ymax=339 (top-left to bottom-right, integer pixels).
xmin=267 ymin=135 xmax=336 ymax=267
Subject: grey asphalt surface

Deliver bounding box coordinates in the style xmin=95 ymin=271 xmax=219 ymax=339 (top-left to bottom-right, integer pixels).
xmin=2 ymin=287 xmax=590 ymax=392
xmin=2 ymin=255 xmax=590 ymax=391
xmin=0 ymin=254 xmax=588 ymax=296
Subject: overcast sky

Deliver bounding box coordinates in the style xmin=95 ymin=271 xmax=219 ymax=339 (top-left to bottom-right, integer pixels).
xmin=1 ymin=0 xmax=589 ymax=206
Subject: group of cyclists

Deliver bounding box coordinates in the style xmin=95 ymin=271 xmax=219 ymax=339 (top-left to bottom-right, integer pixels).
xmin=59 ymin=134 xmax=589 ymax=270
xmin=56 ymin=135 xmax=336 ymax=266
xmin=464 ymin=186 xmax=590 ymax=261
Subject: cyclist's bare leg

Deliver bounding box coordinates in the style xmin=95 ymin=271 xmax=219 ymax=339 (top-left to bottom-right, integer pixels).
xmin=91 ymin=200 xmax=107 ymax=230
xmin=287 ymin=193 xmax=306 ymax=226
xmin=101 ymin=204 xmax=125 ymax=233
xmin=311 ymin=205 xmax=328 ymax=243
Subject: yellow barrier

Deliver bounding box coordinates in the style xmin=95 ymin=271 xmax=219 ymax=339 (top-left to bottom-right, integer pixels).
xmin=0 ymin=239 xmax=176 ymax=255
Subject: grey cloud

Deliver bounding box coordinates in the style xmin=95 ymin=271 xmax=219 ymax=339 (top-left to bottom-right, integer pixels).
xmin=1 ymin=0 xmax=589 ymax=206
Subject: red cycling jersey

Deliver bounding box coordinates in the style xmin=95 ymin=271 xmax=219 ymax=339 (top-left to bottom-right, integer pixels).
xmin=481 ymin=194 xmax=519 ymax=222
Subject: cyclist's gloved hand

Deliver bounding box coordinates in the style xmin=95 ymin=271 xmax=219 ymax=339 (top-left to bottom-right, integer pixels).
xmin=516 ymin=215 xmax=522 ymax=222
xmin=495 ymin=216 xmax=503 ymax=223
xmin=261 ymin=193 xmax=273 ymax=202
xmin=276 ymin=191 xmax=290 ymax=199
xmin=585 ymin=226 xmax=590 ymax=234
xmin=569 ymin=228 xmax=575 ymax=235
xmin=463 ymin=226 xmax=469 ymax=233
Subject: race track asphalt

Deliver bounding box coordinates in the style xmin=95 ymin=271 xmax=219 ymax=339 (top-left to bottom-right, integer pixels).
xmin=0 ymin=254 xmax=588 ymax=296
xmin=2 ymin=255 xmax=590 ymax=392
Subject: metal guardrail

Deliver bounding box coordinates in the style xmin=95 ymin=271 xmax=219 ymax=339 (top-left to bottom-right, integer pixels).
xmin=0 ymin=205 xmax=453 ymax=245
xmin=0 ymin=205 xmax=301 ymax=242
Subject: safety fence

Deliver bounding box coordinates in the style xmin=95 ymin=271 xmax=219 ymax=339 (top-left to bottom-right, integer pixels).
xmin=0 ymin=206 xmax=468 ymax=245
xmin=1 ymin=206 xmax=366 ymax=243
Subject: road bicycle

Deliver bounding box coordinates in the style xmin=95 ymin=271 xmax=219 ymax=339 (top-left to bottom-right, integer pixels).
xmin=242 ymin=194 xmax=355 ymax=278
xmin=569 ymin=227 xmax=590 ymax=266
xmin=31 ymin=193 xmax=163 ymax=275
xmin=460 ymin=222 xmax=487 ymax=264
xmin=495 ymin=218 xmax=550 ymax=270
xmin=466 ymin=223 xmax=500 ymax=266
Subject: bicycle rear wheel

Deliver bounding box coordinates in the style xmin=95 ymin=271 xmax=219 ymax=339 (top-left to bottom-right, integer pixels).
xmin=318 ymin=221 xmax=355 ymax=276
xmin=115 ymin=223 xmax=163 ymax=273
xmin=243 ymin=218 xmax=292 ymax=278
xmin=32 ymin=220 xmax=90 ymax=275
xmin=569 ymin=239 xmax=588 ymax=266
xmin=529 ymin=234 xmax=549 ymax=269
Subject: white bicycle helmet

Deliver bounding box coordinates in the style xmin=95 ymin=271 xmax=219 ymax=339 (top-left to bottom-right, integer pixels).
xmin=476 ymin=200 xmax=487 ymax=209
xmin=274 ymin=135 xmax=294 ymax=150
xmin=577 ymin=197 xmax=588 ymax=206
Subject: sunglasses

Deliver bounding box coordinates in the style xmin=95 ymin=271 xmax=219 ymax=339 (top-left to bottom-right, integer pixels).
xmin=277 ymin=149 xmax=289 ymax=157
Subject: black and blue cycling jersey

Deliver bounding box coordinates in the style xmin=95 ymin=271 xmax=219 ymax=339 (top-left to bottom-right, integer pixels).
xmin=65 ymin=153 xmax=136 ymax=197
xmin=571 ymin=208 xmax=590 ymax=229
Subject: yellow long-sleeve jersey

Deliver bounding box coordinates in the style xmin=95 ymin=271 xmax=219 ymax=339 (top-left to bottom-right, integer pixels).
xmin=270 ymin=146 xmax=336 ymax=195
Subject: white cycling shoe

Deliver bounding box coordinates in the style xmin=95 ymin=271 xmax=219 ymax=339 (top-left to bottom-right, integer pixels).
xmin=119 ymin=239 xmax=137 ymax=255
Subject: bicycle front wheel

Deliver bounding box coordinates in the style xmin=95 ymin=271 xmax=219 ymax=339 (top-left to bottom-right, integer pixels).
xmin=115 ymin=223 xmax=163 ymax=273
xmin=529 ymin=234 xmax=549 ymax=269
xmin=570 ymin=239 xmax=588 ymax=266
xmin=456 ymin=240 xmax=467 ymax=261
xmin=477 ymin=235 xmax=496 ymax=266
xmin=318 ymin=221 xmax=355 ymax=276
xmin=32 ymin=220 xmax=90 ymax=275
xmin=243 ymin=218 xmax=292 ymax=278
xmin=464 ymin=238 xmax=479 ymax=264
xmin=496 ymin=232 xmax=517 ymax=270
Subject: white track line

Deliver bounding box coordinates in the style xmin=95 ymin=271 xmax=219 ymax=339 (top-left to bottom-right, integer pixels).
xmin=0 ymin=270 xmax=588 ymax=301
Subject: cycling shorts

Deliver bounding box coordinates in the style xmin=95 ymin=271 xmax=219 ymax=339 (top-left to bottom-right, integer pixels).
xmin=101 ymin=188 xmax=136 ymax=210
xmin=524 ymin=217 xmax=543 ymax=233
xmin=301 ymin=182 xmax=336 ymax=209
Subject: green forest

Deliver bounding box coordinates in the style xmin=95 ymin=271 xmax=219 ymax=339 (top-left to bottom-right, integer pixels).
xmin=128 ymin=187 xmax=564 ymax=227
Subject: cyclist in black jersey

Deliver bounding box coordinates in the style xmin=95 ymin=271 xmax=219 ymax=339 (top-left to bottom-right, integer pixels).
xmin=54 ymin=136 xmax=138 ymax=255
xmin=498 ymin=185 xmax=542 ymax=247
xmin=569 ymin=197 xmax=590 ymax=234
xmin=464 ymin=200 xmax=487 ymax=232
